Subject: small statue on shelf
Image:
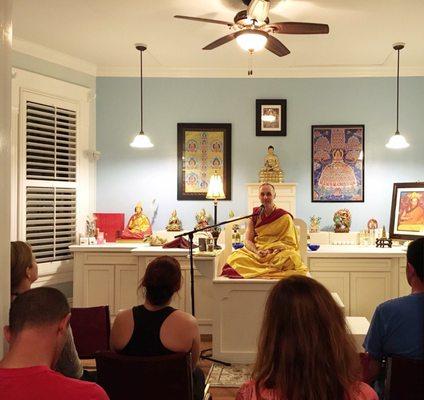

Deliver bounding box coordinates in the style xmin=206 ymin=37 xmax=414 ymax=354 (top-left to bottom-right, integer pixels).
xmin=309 ymin=215 xmax=321 ymax=233
xmin=333 ymin=209 xmax=351 ymax=233
xmin=120 ymin=202 xmax=152 ymax=240
xmin=259 ymin=145 xmax=284 ymax=183
xmin=195 ymin=208 xmax=210 ymax=230
xmin=376 ymin=225 xmax=392 ymax=248
xmin=86 ymin=214 xmax=97 ymax=238
xmin=166 ymin=210 xmax=182 ymax=231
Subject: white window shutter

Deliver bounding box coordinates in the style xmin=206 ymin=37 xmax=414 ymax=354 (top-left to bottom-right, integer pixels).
xmin=25 ymin=100 xmax=78 ymax=263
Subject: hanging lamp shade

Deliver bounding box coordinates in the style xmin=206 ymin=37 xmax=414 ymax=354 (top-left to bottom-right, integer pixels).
xmin=385 ymin=42 xmax=409 ymax=150
xmin=130 ymin=44 xmax=154 ymax=148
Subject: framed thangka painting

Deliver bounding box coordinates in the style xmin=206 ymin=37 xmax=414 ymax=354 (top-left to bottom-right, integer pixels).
xmin=177 ymin=123 xmax=232 ymax=200
xmin=311 ymin=125 xmax=364 ymax=202
xmin=390 ymin=182 xmax=424 ymax=240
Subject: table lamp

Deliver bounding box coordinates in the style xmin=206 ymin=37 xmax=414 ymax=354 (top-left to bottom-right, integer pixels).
xmin=206 ymin=173 xmax=225 ymax=249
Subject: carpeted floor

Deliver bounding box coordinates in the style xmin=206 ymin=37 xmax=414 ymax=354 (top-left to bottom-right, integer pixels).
xmin=206 ymin=363 xmax=252 ymax=388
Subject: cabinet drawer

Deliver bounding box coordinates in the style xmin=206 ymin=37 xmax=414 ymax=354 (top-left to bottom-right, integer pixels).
xmin=84 ymin=253 xmax=138 ymax=265
xmin=309 ymin=258 xmax=394 ymax=272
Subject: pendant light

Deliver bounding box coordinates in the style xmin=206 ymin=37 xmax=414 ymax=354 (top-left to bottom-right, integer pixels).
xmin=130 ymin=44 xmax=153 ymax=148
xmin=385 ymin=43 xmax=409 ymax=149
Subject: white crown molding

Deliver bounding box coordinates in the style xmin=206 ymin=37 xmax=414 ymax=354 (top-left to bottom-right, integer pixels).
xmin=12 ymin=38 xmax=424 ymax=79
xmin=13 ymin=37 xmax=97 ymax=76
xmin=97 ymin=65 xmax=424 ymax=78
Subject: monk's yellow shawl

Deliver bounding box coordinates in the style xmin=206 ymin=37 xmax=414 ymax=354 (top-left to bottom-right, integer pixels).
xmin=224 ymin=211 xmax=308 ymax=279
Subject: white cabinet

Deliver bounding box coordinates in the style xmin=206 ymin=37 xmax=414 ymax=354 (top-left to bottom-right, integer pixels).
xmin=72 ymin=248 xmax=215 ymax=334
xmin=246 ymin=183 xmax=296 ymax=216
xmin=309 ymin=271 xmax=350 ymax=312
xmin=309 ymin=254 xmax=401 ymax=320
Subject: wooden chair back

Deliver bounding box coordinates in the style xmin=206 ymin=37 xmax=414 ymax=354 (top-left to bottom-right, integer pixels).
xmin=95 ymin=351 xmax=193 ymax=400
xmin=384 ymin=356 xmax=424 ymax=400
xmin=70 ymin=305 xmax=111 ymax=359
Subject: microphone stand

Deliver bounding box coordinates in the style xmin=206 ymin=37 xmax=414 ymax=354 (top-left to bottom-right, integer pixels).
xmin=174 ymin=208 xmax=261 ymax=366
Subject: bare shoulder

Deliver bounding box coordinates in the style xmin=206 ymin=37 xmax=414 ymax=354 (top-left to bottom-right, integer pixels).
xmin=170 ymin=309 xmax=198 ymax=326
xmin=113 ymin=308 xmax=133 ymax=325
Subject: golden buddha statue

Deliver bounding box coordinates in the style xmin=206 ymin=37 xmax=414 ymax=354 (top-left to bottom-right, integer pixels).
xmin=120 ymin=202 xmax=152 ymax=240
xmin=195 ymin=208 xmax=210 ymax=230
xmin=166 ymin=210 xmax=182 ymax=231
xmin=259 ymin=145 xmax=284 ymax=183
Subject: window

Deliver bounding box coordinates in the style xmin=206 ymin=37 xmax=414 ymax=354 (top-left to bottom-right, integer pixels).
xmin=24 ymin=100 xmax=78 ymax=263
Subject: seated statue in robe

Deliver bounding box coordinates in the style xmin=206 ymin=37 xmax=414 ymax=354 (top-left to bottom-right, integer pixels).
xmin=120 ymin=203 xmax=152 ymax=240
xmin=166 ymin=210 xmax=182 ymax=231
xmin=221 ymin=183 xmax=308 ymax=279
xmin=259 ymin=145 xmax=284 ymax=183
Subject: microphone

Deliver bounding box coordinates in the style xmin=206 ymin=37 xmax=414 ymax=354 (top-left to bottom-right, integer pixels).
xmin=256 ymin=204 xmax=265 ymax=216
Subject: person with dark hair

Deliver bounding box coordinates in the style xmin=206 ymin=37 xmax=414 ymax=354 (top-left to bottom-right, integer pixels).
xmin=10 ymin=241 xmax=83 ymax=379
xmin=110 ymin=256 xmax=205 ymax=400
xmin=0 ymin=287 xmax=108 ymax=400
xmin=222 ymin=183 xmax=308 ymax=278
xmin=236 ymin=275 xmax=377 ymax=400
xmin=363 ymin=237 xmax=424 ymax=392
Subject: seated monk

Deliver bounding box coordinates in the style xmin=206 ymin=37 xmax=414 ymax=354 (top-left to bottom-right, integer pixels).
xmin=121 ymin=202 xmax=152 ymax=240
xmin=221 ymin=183 xmax=308 ymax=279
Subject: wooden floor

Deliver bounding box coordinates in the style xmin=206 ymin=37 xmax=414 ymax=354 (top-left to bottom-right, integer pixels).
xmin=199 ymin=337 xmax=239 ymax=400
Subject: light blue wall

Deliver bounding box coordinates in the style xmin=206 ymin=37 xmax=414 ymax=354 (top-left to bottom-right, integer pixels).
xmin=96 ymin=76 xmax=424 ymax=231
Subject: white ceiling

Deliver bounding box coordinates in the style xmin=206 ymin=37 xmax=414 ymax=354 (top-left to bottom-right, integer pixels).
xmin=12 ymin=0 xmax=424 ymax=77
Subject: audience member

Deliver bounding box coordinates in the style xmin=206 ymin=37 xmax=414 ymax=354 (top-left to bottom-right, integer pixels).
xmin=0 ymin=287 xmax=108 ymax=400
xmin=236 ymin=275 xmax=377 ymax=400
xmin=10 ymin=241 xmax=83 ymax=379
xmin=363 ymin=237 xmax=424 ymax=393
xmin=110 ymin=255 xmax=205 ymax=400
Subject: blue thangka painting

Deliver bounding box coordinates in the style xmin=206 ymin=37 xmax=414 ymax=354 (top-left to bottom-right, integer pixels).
xmin=312 ymin=126 xmax=364 ymax=202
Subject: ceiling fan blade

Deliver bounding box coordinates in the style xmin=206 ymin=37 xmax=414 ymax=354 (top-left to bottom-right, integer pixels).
xmin=270 ymin=22 xmax=329 ymax=34
xmin=203 ymin=33 xmax=237 ymax=50
xmin=265 ymin=36 xmax=290 ymax=57
xmin=174 ymin=15 xmax=233 ymax=27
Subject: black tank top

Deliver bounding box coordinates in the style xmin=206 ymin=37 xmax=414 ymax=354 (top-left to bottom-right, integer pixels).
xmin=120 ymin=305 xmax=177 ymax=357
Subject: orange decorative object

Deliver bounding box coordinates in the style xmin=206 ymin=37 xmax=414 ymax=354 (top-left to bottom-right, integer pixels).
xmin=120 ymin=203 xmax=152 ymax=240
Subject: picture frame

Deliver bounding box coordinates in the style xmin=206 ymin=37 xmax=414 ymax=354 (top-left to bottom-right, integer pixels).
xmin=177 ymin=123 xmax=232 ymax=200
xmin=256 ymin=99 xmax=287 ymax=136
xmin=389 ymin=182 xmax=424 ymax=240
xmin=311 ymin=125 xmax=364 ymax=202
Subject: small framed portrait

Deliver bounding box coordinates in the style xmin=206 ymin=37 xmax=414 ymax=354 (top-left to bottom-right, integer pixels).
xmin=389 ymin=182 xmax=424 ymax=240
xmin=256 ymin=99 xmax=287 ymax=136
xmin=177 ymin=123 xmax=232 ymax=200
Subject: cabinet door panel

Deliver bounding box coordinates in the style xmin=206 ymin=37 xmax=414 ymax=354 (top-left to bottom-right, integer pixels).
xmin=83 ymin=265 xmax=114 ymax=312
xmin=350 ymin=272 xmax=391 ymax=320
xmin=311 ymin=271 xmax=350 ymax=314
xmin=115 ymin=264 xmax=139 ymax=314
xmin=185 ymin=268 xmax=213 ymax=334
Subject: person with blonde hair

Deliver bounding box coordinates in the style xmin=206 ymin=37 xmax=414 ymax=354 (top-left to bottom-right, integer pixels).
xmin=236 ymin=275 xmax=377 ymax=400
xmin=10 ymin=241 xmax=83 ymax=379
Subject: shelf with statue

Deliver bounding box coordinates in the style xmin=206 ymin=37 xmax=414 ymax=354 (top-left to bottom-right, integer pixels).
xmin=259 ymin=145 xmax=284 ymax=183
xmin=117 ymin=202 xmax=152 ymax=242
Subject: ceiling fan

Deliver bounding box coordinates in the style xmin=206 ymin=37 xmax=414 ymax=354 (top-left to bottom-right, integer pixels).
xmin=175 ymin=0 xmax=329 ymax=57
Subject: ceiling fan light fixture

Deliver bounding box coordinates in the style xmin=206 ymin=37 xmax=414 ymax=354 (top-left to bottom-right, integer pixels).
xmin=247 ymin=0 xmax=271 ymax=23
xmin=236 ymin=30 xmax=268 ymax=52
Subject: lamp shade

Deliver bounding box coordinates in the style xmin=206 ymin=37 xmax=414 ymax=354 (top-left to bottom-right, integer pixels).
xmin=247 ymin=0 xmax=270 ymax=23
xmin=236 ymin=30 xmax=268 ymax=52
xmin=206 ymin=174 xmax=225 ymax=200
xmin=385 ymin=132 xmax=410 ymax=149
xmin=130 ymin=132 xmax=154 ymax=148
